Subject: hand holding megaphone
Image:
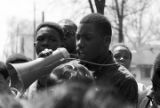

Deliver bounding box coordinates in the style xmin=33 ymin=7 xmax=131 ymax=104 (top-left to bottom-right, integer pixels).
xmin=7 ymin=48 xmax=70 ymax=91
xmin=38 ymin=49 xmax=53 ymax=58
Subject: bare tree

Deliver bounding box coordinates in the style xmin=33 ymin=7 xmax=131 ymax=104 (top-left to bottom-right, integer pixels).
xmin=88 ymin=0 xmax=106 ymax=14
xmin=107 ymin=0 xmax=151 ymax=43
xmin=88 ymin=0 xmax=95 ymax=13
xmin=88 ymin=0 xmax=151 ymax=43
xmin=4 ymin=17 xmax=34 ymax=59
xmin=122 ymin=0 xmax=153 ymax=50
xmin=95 ymin=0 xmax=105 ymax=14
xmin=113 ymin=0 xmax=126 ymax=42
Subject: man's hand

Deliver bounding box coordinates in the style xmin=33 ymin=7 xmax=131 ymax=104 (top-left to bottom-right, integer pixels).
xmin=38 ymin=49 xmax=53 ymax=58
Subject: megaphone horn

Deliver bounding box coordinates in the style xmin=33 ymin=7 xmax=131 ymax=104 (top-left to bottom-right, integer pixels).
xmin=7 ymin=48 xmax=70 ymax=91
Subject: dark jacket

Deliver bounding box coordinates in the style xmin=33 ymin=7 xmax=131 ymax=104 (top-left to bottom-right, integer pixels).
xmin=53 ymin=51 xmax=138 ymax=105
xmin=81 ymin=51 xmax=138 ymax=104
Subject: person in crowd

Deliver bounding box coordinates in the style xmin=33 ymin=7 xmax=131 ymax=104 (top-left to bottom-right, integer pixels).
xmin=18 ymin=22 xmax=66 ymax=99
xmin=53 ymin=13 xmax=138 ymax=107
xmin=111 ymin=44 xmax=132 ymax=70
xmin=32 ymin=21 xmax=92 ymax=92
xmin=111 ymin=44 xmax=147 ymax=101
xmin=76 ymin=14 xmax=138 ymax=105
xmin=139 ymin=53 xmax=160 ymax=108
xmin=111 ymin=44 xmax=147 ymax=105
xmin=34 ymin=22 xmax=64 ymax=56
xmin=8 ymin=22 xmax=81 ymax=99
xmin=59 ymin=19 xmax=77 ymax=56
xmin=32 ymin=22 xmax=65 ymax=91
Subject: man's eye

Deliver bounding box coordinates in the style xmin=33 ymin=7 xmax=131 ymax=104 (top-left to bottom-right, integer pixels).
xmin=37 ymin=37 xmax=43 ymax=41
xmin=85 ymin=36 xmax=91 ymax=41
xmin=114 ymin=54 xmax=120 ymax=59
xmin=123 ymin=56 xmax=129 ymax=60
xmin=50 ymin=38 xmax=56 ymax=42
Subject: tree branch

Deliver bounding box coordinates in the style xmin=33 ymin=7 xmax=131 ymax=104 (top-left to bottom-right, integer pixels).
xmin=88 ymin=0 xmax=95 ymax=13
xmin=114 ymin=0 xmax=120 ymax=19
xmin=95 ymin=0 xmax=105 ymax=14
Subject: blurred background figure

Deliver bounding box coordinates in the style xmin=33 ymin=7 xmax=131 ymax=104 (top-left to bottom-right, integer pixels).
xmin=83 ymin=85 xmax=137 ymax=108
xmin=59 ymin=19 xmax=77 ymax=56
xmin=111 ymin=44 xmax=146 ymax=106
xmin=111 ymin=44 xmax=132 ymax=70
xmin=31 ymin=80 xmax=91 ymax=108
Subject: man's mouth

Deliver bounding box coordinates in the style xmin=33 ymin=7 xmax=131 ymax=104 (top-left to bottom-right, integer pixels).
xmin=78 ymin=51 xmax=85 ymax=57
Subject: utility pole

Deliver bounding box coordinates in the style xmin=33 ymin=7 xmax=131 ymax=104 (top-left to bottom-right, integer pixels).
xmin=42 ymin=11 xmax=45 ymax=22
xmin=33 ymin=0 xmax=36 ymax=59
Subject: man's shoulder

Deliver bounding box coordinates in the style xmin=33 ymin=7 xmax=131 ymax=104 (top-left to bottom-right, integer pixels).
xmin=118 ymin=65 xmax=135 ymax=79
xmin=138 ymin=87 xmax=153 ymax=108
xmin=111 ymin=65 xmax=137 ymax=87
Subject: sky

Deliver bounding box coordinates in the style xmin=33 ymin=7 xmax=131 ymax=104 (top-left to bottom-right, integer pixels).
xmin=0 ymin=0 xmax=35 ymax=61
xmin=0 ymin=0 xmax=89 ymax=61
xmin=0 ymin=0 xmax=159 ymax=61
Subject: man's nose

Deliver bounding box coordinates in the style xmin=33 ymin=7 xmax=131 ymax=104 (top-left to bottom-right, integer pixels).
xmin=42 ymin=39 xmax=49 ymax=45
xmin=76 ymin=39 xmax=84 ymax=49
xmin=120 ymin=57 xmax=124 ymax=61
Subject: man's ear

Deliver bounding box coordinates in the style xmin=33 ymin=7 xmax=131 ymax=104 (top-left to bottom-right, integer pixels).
xmin=34 ymin=42 xmax=37 ymax=47
xmin=103 ymin=36 xmax=110 ymax=49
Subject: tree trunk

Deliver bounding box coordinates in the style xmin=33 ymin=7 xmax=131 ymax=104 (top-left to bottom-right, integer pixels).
xmin=88 ymin=0 xmax=95 ymax=13
xmin=118 ymin=17 xmax=124 ymax=42
xmin=95 ymin=0 xmax=105 ymax=14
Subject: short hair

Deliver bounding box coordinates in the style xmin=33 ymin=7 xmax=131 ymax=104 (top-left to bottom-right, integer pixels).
xmin=152 ymin=53 xmax=160 ymax=91
xmin=36 ymin=22 xmax=64 ymax=41
xmin=111 ymin=43 xmax=132 ymax=60
xmin=80 ymin=13 xmax=112 ymax=39
xmin=52 ymin=62 xmax=94 ymax=82
xmin=59 ymin=19 xmax=77 ymax=32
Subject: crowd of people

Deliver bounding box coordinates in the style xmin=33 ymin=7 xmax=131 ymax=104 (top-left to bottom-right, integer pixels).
xmin=0 ymin=13 xmax=159 ymax=108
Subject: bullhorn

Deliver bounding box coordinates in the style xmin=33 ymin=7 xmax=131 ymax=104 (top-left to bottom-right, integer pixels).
xmin=7 ymin=48 xmax=70 ymax=91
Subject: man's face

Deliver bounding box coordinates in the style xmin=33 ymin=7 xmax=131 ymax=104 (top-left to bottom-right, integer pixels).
xmin=35 ymin=27 xmax=62 ymax=55
xmin=112 ymin=46 xmax=131 ymax=69
xmin=76 ymin=23 xmax=107 ymax=62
